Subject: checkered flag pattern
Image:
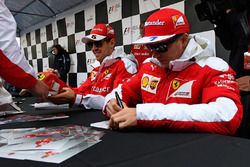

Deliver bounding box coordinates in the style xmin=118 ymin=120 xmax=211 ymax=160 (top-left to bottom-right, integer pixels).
xmin=21 ymin=0 xmax=218 ymax=87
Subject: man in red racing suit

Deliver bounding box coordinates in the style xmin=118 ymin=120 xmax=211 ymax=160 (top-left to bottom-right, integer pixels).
xmin=48 ymin=24 xmax=137 ymax=110
xmin=72 ymin=49 xmax=137 ymax=109
xmin=104 ymin=8 xmax=242 ymax=136
xmin=130 ymin=21 xmax=153 ymax=69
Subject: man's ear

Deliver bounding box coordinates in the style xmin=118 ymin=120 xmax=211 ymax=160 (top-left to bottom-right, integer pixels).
xmin=180 ymin=33 xmax=189 ymax=46
xmin=110 ymin=38 xmax=116 ymax=47
xmin=181 ymin=33 xmax=189 ymax=42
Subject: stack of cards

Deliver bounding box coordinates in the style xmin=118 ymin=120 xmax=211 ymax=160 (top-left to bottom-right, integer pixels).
xmin=32 ymin=102 xmax=69 ymax=110
xmin=0 ymin=125 xmax=104 ymax=163
xmin=0 ymin=102 xmax=25 ymax=116
xmin=0 ymin=114 xmax=69 ymax=125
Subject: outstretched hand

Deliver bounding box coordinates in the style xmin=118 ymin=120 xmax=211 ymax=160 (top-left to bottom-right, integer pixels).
xmin=30 ymin=80 xmax=49 ymax=100
xmin=48 ymin=87 xmax=75 ymax=105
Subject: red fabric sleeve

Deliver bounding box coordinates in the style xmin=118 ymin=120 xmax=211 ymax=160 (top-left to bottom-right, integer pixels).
xmin=0 ymin=50 xmax=36 ymax=89
xmin=137 ymin=66 xmax=242 ymax=136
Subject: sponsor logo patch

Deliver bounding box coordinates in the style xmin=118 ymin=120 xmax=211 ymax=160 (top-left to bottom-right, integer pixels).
xmin=219 ymin=74 xmax=235 ymax=80
xmin=90 ymin=71 xmax=97 ymax=81
xmin=141 ymin=74 xmax=160 ymax=94
xmin=168 ymin=79 xmax=195 ymax=98
xmin=102 ymin=69 xmax=111 ymax=80
xmin=214 ymin=79 xmax=235 ymax=91
xmin=103 ymin=73 xmax=111 ymax=80
xmin=149 ymin=36 xmax=158 ymax=41
xmin=107 ymin=27 xmax=114 ymax=35
xmin=172 ymin=15 xmax=185 ymax=27
xmin=104 ymin=69 xmax=109 ymax=75
xmin=37 ymin=73 xmax=45 ymax=80
xmin=92 ymin=86 xmax=110 ymax=93
xmin=142 ymin=76 xmax=149 ymax=88
xmin=172 ymin=79 xmax=180 ymax=90
xmin=145 ymin=19 xmax=165 ymax=26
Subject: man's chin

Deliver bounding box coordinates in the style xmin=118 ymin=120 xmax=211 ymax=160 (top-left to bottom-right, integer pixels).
xmin=95 ymin=57 xmax=101 ymax=62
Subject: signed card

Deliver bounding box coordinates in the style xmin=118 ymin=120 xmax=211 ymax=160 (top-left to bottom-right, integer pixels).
xmin=90 ymin=120 xmax=109 ymax=129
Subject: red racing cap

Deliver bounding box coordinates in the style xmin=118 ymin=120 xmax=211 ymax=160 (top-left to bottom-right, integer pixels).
xmin=82 ymin=24 xmax=115 ymax=43
xmin=133 ymin=8 xmax=190 ymax=44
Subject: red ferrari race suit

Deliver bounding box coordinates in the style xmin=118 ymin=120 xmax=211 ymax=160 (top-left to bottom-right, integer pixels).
xmin=73 ymin=49 xmax=137 ymax=109
xmin=105 ymin=35 xmax=243 ymax=135
xmin=131 ymin=43 xmax=153 ymax=69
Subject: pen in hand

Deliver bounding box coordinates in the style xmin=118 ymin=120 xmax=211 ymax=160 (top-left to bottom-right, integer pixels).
xmin=115 ymin=91 xmax=124 ymax=109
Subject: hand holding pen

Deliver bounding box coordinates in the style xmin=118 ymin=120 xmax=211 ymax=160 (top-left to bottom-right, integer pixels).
xmin=115 ymin=91 xmax=124 ymax=109
xmin=109 ymin=92 xmax=137 ymax=129
xmin=105 ymin=91 xmax=124 ymax=118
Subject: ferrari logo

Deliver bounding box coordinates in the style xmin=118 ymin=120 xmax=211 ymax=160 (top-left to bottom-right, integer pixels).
xmin=37 ymin=73 xmax=45 ymax=80
xmin=172 ymin=15 xmax=177 ymax=23
xmin=172 ymin=80 xmax=180 ymax=90
xmin=104 ymin=69 xmax=109 ymax=75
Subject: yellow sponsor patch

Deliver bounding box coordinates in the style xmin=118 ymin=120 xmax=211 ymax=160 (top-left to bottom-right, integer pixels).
xmin=90 ymin=71 xmax=97 ymax=81
xmin=142 ymin=76 xmax=149 ymax=88
xmin=150 ymin=80 xmax=159 ymax=90
xmin=141 ymin=74 xmax=160 ymax=94
xmin=172 ymin=80 xmax=180 ymax=90
xmin=37 ymin=73 xmax=45 ymax=80
xmin=104 ymin=69 xmax=109 ymax=75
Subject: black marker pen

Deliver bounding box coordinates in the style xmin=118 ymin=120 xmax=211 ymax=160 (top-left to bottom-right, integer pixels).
xmin=115 ymin=91 xmax=124 ymax=109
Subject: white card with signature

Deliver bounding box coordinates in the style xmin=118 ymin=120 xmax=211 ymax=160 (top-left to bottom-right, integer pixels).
xmin=90 ymin=120 xmax=109 ymax=129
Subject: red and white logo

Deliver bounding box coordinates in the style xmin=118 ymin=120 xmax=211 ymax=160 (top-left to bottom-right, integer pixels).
xmin=168 ymin=80 xmax=194 ymax=98
xmin=172 ymin=15 xmax=185 ymax=27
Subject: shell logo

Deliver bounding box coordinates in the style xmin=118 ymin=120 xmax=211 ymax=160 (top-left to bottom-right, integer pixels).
xmin=91 ymin=71 xmax=97 ymax=80
xmin=142 ymin=76 xmax=149 ymax=88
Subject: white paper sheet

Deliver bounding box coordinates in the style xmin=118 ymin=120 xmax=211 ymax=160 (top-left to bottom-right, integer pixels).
xmin=33 ymin=102 xmax=69 ymax=109
xmin=90 ymin=120 xmax=109 ymax=129
xmin=0 ymin=125 xmax=104 ymax=163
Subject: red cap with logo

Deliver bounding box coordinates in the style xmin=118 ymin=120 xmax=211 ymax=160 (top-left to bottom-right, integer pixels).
xmin=82 ymin=24 xmax=115 ymax=43
xmin=133 ymin=8 xmax=190 ymax=44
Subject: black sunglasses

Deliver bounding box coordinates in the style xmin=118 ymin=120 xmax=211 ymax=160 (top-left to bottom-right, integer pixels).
xmin=86 ymin=38 xmax=111 ymax=49
xmin=146 ymin=34 xmax=183 ymax=53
